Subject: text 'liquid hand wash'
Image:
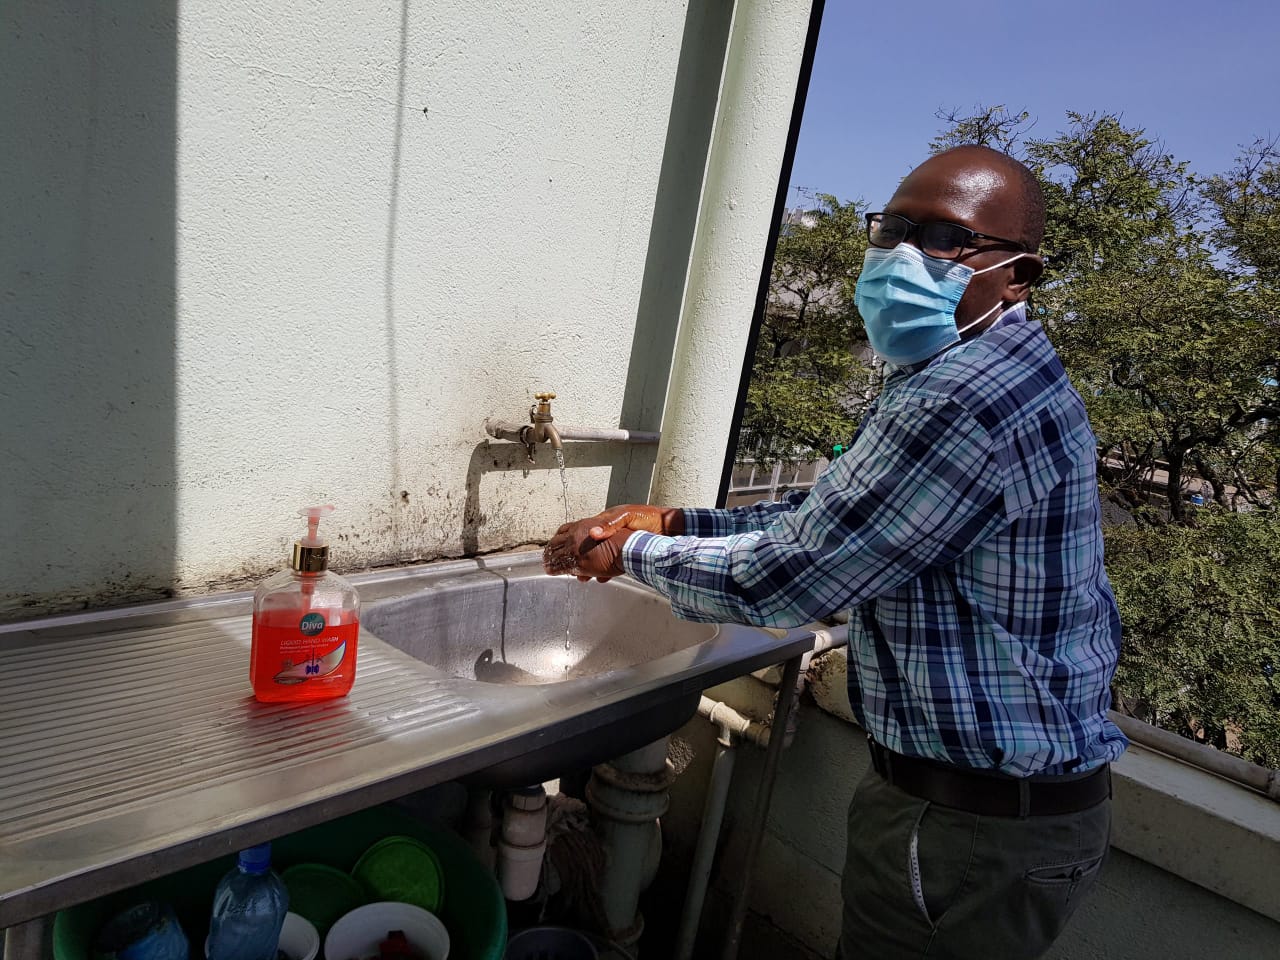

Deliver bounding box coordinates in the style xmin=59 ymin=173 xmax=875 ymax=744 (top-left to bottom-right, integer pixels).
xmin=250 ymin=505 xmax=359 ymax=702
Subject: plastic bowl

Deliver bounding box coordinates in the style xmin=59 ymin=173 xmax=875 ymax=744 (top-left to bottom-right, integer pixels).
xmin=277 ymin=913 xmax=319 ymax=960
xmin=351 ymin=837 xmax=445 ymax=913
xmin=324 ymin=902 xmax=449 ymax=960
xmin=53 ymin=806 xmax=505 ymax=960
xmin=279 ymin=864 xmax=366 ymax=936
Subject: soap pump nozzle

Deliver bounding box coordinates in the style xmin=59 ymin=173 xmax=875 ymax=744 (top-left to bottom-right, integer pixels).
xmin=292 ymin=504 xmax=334 ymax=573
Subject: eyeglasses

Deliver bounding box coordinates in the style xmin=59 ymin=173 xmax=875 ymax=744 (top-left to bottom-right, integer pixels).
xmin=865 ymin=212 xmax=1026 ymax=261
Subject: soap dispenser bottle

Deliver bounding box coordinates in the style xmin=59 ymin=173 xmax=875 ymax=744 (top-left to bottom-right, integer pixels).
xmin=250 ymin=505 xmax=360 ymax=702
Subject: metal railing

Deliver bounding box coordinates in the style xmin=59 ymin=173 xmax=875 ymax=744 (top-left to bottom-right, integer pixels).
xmin=724 ymin=457 xmax=828 ymax=507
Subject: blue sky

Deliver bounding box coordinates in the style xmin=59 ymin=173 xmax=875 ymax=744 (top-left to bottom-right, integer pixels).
xmin=788 ymin=0 xmax=1280 ymax=210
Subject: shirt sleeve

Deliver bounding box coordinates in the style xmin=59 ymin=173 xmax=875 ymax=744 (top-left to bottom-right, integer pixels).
xmin=681 ymin=488 xmax=811 ymax=537
xmin=623 ymin=400 xmax=1009 ymax=626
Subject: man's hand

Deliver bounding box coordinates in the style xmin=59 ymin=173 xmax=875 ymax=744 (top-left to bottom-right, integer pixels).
xmin=542 ymin=518 xmax=631 ymax=582
xmin=542 ymin=504 xmax=685 ymax=582
xmin=582 ymin=504 xmax=685 ymax=540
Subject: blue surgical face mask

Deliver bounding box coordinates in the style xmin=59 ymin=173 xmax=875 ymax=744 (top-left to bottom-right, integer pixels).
xmin=854 ymin=244 xmax=1030 ymax=365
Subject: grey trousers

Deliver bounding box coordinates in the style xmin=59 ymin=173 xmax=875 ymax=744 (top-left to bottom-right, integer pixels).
xmin=839 ymin=768 xmax=1110 ymax=960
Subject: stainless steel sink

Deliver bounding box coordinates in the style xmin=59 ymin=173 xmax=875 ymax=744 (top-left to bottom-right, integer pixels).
xmin=0 ymin=551 xmax=812 ymax=930
xmin=360 ymin=554 xmax=804 ymax=786
xmin=362 ymin=564 xmax=717 ymax=685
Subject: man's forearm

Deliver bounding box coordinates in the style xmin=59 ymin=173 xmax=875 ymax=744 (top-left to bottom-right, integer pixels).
xmin=681 ymin=491 xmax=808 ymax=538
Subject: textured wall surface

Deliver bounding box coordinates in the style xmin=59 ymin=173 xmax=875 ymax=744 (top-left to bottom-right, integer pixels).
xmin=2 ymin=0 xmax=722 ymax=617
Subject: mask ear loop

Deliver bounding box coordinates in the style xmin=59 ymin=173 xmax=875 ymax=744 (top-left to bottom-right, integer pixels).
xmin=956 ymin=252 xmax=1031 ymax=335
xmin=956 ymin=300 xmax=1004 ymax=335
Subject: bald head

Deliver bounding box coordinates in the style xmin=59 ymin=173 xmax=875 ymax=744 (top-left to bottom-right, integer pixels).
xmin=899 ymin=145 xmax=1045 ymax=251
xmin=881 ymin=145 xmax=1047 ymax=332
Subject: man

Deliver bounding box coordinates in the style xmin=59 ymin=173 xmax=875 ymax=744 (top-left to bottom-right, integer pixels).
xmin=543 ymin=146 xmax=1126 ymax=959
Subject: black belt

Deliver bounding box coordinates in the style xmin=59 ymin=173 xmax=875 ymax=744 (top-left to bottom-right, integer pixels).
xmin=867 ymin=738 xmax=1111 ymax=818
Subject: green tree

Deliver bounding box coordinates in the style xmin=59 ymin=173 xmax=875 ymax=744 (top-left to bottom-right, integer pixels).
xmin=1106 ymin=509 xmax=1280 ymax=767
xmin=1050 ymin=232 xmax=1276 ymax=522
xmin=931 ymin=104 xmax=1032 ymax=156
xmin=1204 ymin=136 xmax=1280 ymax=283
xmin=740 ymin=194 xmax=872 ymax=465
xmin=1203 ymin=139 xmax=1280 ymax=499
xmin=934 ymin=107 xmax=1280 ymax=522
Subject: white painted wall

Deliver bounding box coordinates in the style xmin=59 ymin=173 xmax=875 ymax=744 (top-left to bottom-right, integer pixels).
xmin=168 ymin=0 xmax=686 ymax=581
xmin=3 ymin=0 xmax=813 ymax=619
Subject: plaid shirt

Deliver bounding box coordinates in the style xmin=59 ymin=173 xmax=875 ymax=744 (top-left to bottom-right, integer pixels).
xmin=624 ymin=306 xmax=1127 ymax=776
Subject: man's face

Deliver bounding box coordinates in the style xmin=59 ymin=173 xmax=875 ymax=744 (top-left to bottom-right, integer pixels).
xmin=884 ymin=154 xmax=1033 ymax=330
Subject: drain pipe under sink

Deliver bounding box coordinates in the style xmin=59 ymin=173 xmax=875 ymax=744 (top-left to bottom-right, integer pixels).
xmin=587 ymin=737 xmax=675 ymax=950
xmin=498 ymin=785 xmax=550 ymax=901
xmin=464 ymin=787 xmax=497 ymax=873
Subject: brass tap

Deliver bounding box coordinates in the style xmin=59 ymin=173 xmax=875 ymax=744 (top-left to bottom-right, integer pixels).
xmin=521 ymin=391 xmax=562 ymax=460
xmin=532 ymin=391 xmax=556 ymax=417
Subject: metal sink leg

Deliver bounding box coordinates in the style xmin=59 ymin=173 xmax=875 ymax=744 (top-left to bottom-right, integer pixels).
xmin=3 ymin=916 xmax=48 ymax=960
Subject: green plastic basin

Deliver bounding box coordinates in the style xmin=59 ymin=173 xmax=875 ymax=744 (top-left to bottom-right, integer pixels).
xmin=52 ymin=805 xmax=505 ymax=960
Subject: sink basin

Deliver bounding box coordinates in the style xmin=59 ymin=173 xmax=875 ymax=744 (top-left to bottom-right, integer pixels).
xmin=360 ymin=555 xmax=807 ymax=786
xmin=362 ymin=567 xmax=717 ymax=686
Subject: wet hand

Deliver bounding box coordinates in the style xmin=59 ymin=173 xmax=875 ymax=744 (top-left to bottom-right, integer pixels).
xmin=542 ymin=517 xmax=631 ymax=582
xmin=543 ymin=504 xmax=684 ymax=582
xmin=582 ymin=504 xmax=685 ymax=541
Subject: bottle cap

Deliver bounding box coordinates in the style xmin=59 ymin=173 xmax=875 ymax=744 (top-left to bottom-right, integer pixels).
xmin=291 ymin=506 xmax=334 ymax=573
xmin=238 ymin=842 xmax=272 ymax=875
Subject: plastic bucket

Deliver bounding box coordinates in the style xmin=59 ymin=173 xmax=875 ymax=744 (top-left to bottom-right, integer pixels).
xmin=54 ymin=806 xmax=505 ymax=960
xmin=325 ymin=902 xmax=449 ymax=960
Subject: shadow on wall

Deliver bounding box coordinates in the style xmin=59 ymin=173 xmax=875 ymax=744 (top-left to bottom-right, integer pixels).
xmin=0 ymin=3 xmax=178 ymax=620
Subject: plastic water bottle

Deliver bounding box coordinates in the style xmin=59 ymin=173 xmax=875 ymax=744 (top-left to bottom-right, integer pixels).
xmin=206 ymin=843 xmax=289 ymax=960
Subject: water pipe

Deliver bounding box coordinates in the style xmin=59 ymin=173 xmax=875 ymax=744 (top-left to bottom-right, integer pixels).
xmin=674 ymin=623 xmax=842 ymax=958
xmin=674 ymin=711 xmax=739 ymax=960
xmin=698 ymin=696 xmax=773 ymax=748
xmin=463 ymin=787 xmax=496 ymax=872
xmin=484 ymin=420 xmax=660 ymax=445
xmin=810 ymin=622 xmax=849 ymax=655
xmin=497 ymin=785 xmax=549 ymax=901
xmin=720 ymin=654 xmax=804 ymax=960
xmin=3 ymin=919 xmax=44 ymax=960
xmin=677 ymin=664 xmax=804 ymax=959
xmin=485 ymin=393 xmax=660 ymax=466
xmin=1108 ymin=711 xmax=1280 ymax=800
